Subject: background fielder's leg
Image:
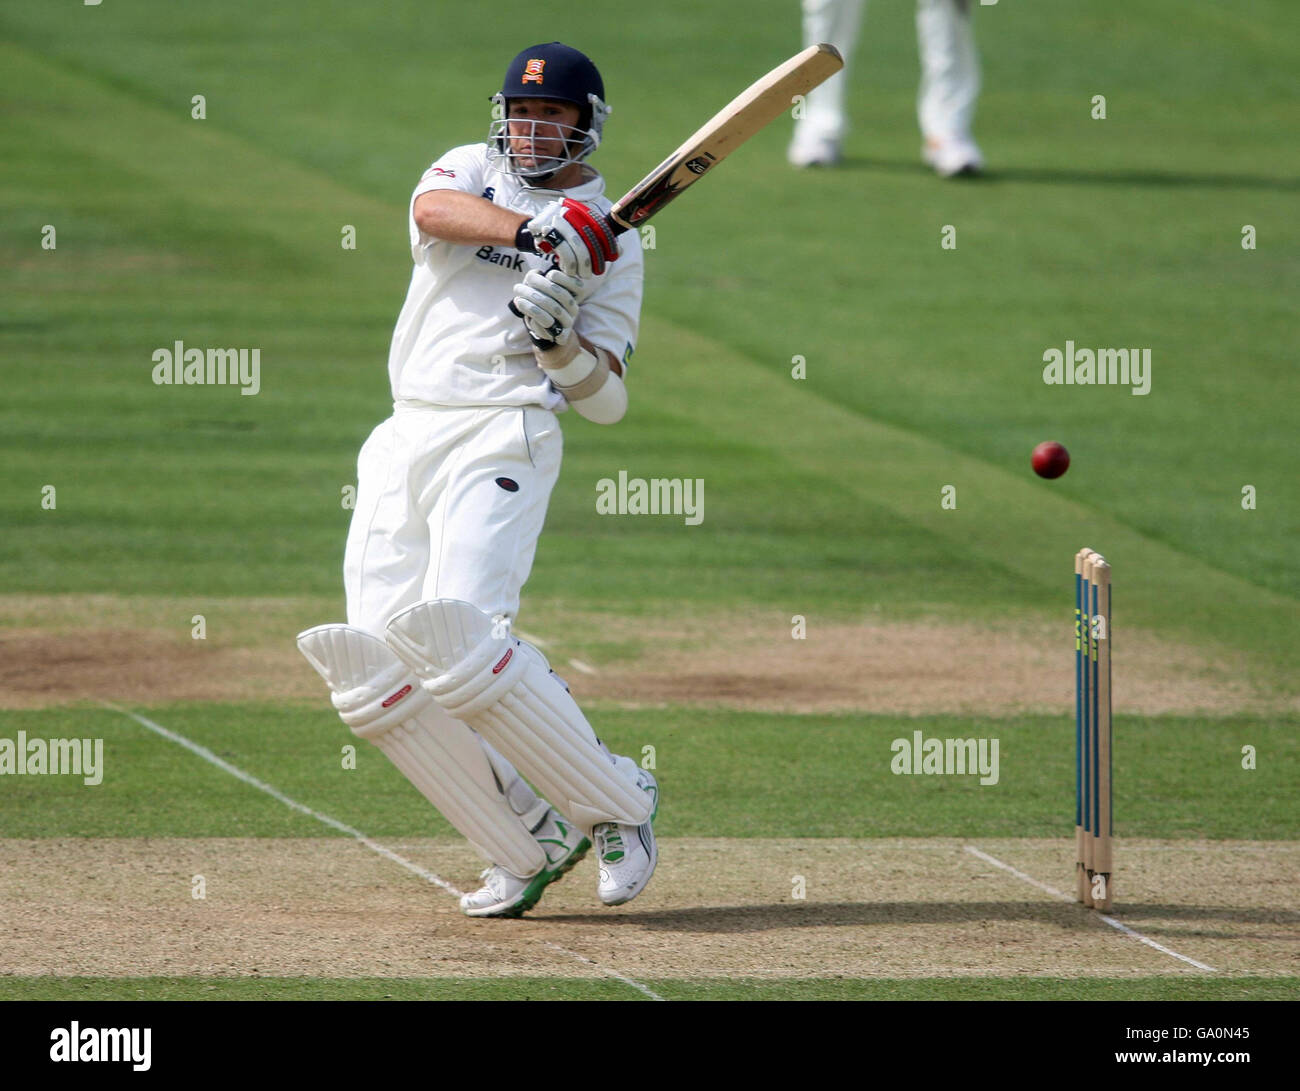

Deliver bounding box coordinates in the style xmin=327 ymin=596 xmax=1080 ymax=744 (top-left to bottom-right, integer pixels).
xmin=788 ymin=0 xmax=866 ymax=166
xmin=916 ymin=0 xmax=984 ymax=175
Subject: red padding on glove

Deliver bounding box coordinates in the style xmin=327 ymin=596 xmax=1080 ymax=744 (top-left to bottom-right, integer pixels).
xmin=560 ymin=199 xmax=619 ymax=275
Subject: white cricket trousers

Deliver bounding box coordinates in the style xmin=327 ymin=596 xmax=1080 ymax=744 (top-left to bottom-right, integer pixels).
xmin=344 ymin=403 xmax=562 ymax=637
xmin=796 ymin=0 xmax=980 ymax=144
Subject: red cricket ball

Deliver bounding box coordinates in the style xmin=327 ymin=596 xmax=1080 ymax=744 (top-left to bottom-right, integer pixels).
xmin=1032 ymin=441 xmax=1070 ymax=479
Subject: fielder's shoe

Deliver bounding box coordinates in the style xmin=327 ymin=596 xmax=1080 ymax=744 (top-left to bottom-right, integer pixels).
xmin=594 ymin=769 xmax=659 ymax=906
xmin=788 ymin=134 xmax=842 ymax=168
xmin=923 ymin=135 xmax=984 ymax=178
xmin=460 ymin=808 xmax=590 ymax=919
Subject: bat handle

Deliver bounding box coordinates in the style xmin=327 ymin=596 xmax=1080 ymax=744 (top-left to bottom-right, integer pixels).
xmin=607 ymin=210 xmax=632 ymax=237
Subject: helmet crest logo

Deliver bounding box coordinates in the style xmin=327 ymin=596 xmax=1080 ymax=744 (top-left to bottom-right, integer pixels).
xmin=522 ymin=59 xmax=545 ymax=84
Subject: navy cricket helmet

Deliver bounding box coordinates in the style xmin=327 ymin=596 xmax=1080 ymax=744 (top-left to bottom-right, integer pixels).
xmin=487 ymin=42 xmax=610 ymax=182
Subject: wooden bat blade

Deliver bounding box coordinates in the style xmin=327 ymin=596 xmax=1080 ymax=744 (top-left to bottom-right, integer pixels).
xmin=608 ymin=43 xmax=843 ymax=232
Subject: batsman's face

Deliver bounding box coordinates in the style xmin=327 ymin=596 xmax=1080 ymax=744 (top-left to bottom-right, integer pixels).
xmin=506 ymin=99 xmax=582 ymax=169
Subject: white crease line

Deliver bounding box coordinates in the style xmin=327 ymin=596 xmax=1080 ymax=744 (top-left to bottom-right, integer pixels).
xmin=963 ymin=846 xmax=1067 ymax=901
xmin=544 ymin=942 xmax=665 ymax=1001
xmin=514 ymin=628 xmax=598 ymax=676
xmin=103 ymin=701 xmax=664 ymax=998
xmin=517 ymin=631 xmax=598 ymax=676
xmin=514 ymin=626 xmax=599 ymax=676
xmin=1095 ymin=914 xmax=1215 ymax=973
xmin=963 ymin=846 xmax=1216 ymax=972
xmin=102 ymin=702 xmax=463 ymax=896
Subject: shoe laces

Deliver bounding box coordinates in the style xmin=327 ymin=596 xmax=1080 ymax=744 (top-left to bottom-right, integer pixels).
xmin=476 ymin=866 xmax=508 ymax=897
xmin=596 ymin=824 xmax=625 ymax=863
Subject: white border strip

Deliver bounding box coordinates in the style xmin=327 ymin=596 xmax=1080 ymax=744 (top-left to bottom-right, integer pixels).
xmin=102 ymin=702 xmax=665 ymax=999
xmin=963 ymin=846 xmax=1216 ymax=972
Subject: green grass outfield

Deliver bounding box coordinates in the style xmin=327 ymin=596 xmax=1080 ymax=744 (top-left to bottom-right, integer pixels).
xmin=1 ymin=0 xmax=1297 ymax=1000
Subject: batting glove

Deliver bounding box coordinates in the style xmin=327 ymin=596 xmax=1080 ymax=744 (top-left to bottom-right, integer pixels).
xmin=512 ymin=269 xmax=583 ymax=348
xmin=517 ymin=198 xmax=620 ymax=278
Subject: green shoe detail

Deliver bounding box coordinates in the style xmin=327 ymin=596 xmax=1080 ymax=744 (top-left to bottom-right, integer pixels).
xmin=537 ymin=819 xmax=589 ymax=868
xmin=598 ymin=828 xmax=626 ymax=864
xmin=473 ymin=836 xmax=591 ymax=919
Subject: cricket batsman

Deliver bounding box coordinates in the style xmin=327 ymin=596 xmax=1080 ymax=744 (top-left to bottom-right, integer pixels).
xmin=297 ymin=42 xmax=658 ymax=918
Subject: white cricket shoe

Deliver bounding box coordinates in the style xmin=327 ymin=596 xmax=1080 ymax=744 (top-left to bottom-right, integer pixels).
xmin=923 ymin=135 xmax=984 ymax=177
xmin=459 ymin=808 xmax=590 ymax=919
xmin=788 ymin=135 xmax=842 ymax=168
xmin=594 ymin=769 xmax=659 ymax=906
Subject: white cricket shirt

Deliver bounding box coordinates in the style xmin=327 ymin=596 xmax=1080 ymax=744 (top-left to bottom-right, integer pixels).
xmin=388 ymin=143 xmax=643 ymax=410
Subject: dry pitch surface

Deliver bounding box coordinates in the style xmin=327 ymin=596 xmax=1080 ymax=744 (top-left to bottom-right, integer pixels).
xmin=2 ymin=838 xmax=1296 ymax=985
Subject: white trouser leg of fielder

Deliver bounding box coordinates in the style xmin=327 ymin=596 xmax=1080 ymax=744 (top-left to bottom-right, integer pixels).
xmin=789 ymin=0 xmax=866 ymax=166
xmin=917 ymin=0 xmax=983 ymax=175
xmin=296 ymin=624 xmax=590 ymax=917
xmin=386 ymin=599 xmax=660 ymax=907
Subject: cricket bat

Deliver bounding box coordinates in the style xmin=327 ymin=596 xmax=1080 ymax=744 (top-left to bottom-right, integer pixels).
xmin=606 ymin=43 xmax=843 ymax=233
xmin=512 ymin=45 xmax=842 ymax=342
